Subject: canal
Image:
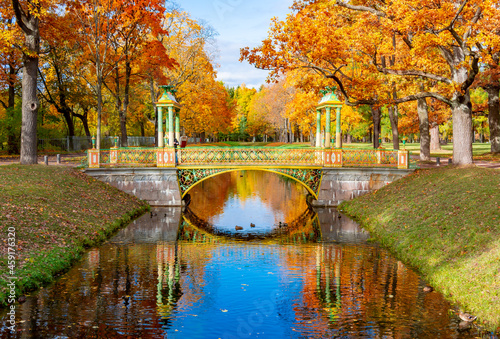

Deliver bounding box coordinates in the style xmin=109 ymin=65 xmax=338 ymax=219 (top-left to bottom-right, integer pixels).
xmin=1 ymin=171 xmax=493 ymax=338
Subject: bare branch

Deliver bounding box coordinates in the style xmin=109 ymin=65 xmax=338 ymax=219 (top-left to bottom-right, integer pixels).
xmin=462 ymin=55 xmax=480 ymax=91
xmin=11 ymin=0 xmax=32 ymax=34
xmin=448 ymin=27 xmax=464 ymax=47
xmin=376 ymin=66 xmax=452 ymax=84
xmin=37 ymin=67 xmax=58 ymax=108
xmin=463 ymin=7 xmax=482 ymax=42
xmin=394 ymin=92 xmax=452 ymax=106
xmin=335 ymin=0 xmax=386 ymax=17
xmin=433 ymin=0 xmax=468 ymax=34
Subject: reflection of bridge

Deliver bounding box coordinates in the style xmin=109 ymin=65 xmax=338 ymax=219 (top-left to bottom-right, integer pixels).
xmin=178 ymin=207 xmax=321 ymax=243
xmin=85 ymin=146 xmax=413 ymax=206
xmin=108 ymin=206 xmax=369 ymax=244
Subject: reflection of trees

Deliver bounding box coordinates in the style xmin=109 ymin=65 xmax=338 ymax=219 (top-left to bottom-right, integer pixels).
xmin=289 ymin=244 xmax=455 ymax=338
xmin=188 ymin=170 xmax=310 ymax=225
xmin=179 ymin=207 xmax=321 ymax=243
xmin=11 ymin=239 xmax=464 ymax=338
xmin=156 ymin=243 xmax=183 ymax=325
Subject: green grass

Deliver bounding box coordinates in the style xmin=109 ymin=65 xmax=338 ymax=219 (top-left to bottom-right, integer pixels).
xmin=0 ymin=165 xmax=149 ymax=306
xmin=339 ymin=166 xmax=500 ymax=329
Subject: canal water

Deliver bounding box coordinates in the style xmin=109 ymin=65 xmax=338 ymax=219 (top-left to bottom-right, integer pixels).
xmin=1 ymin=171 xmax=495 ymax=338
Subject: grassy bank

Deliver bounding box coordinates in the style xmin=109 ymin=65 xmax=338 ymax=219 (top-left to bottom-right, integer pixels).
xmin=0 ymin=165 xmax=148 ymax=305
xmin=340 ymin=166 xmax=500 ymax=329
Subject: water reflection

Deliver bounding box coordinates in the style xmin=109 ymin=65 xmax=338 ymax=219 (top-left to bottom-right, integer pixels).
xmin=188 ymin=171 xmax=310 ymax=234
xmin=317 ymin=208 xmax=370 ymax=243
xmin=180 ymin=207 xmax=321 ymax=243
xmin=111 ymin=207 xmax=181 ymax=244
xmin=1 ymin=171 xmax=497 ymax=338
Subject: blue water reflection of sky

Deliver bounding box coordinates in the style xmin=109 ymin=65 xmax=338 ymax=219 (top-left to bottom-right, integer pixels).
xmin=208 ymin=195 xmax=285 ymax=233
xmin=165 ymin=244 xmax=306 ymax=338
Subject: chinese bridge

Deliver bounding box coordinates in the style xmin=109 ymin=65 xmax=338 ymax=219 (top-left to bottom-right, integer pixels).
xmin=84 ymin=86 xmax=413 ymax=206
xmin=85 ymin=145 xmax=413 ymax=207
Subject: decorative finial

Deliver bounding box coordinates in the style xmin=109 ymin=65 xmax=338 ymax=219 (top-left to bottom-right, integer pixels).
xmin=160 ymin=85 xmax=177 ymax=94
xmin=319 ymin=86 xmax=337 ymax=96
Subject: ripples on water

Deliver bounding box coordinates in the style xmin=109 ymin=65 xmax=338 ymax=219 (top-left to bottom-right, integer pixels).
xmin=1 ymin=171 xmax=496 ymax=338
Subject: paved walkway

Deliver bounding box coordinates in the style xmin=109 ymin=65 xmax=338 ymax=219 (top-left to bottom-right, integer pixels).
xmin=0 ymin=153 xmax=85 ymax=167
xmin=410 ymin=155 xmax=500 ymax=169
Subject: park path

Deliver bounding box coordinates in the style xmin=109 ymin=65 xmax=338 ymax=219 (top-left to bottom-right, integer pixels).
xmin=409 ymin=155 xmax=500 ymax=169
xmin=0 ymin=153 xmax=85 ymax=167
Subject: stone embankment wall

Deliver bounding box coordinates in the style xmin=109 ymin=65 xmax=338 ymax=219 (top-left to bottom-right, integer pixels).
xmin=85 ymin=168 xmax=183 ymax=206
xmin=312 ymin=168 xmax=413 ymax=207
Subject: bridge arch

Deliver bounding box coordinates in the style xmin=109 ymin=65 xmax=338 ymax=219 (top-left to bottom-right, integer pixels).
xmin=177 ymin=167 xmax=322 ymax=200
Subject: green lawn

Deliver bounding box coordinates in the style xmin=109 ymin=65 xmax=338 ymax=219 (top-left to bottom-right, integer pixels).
xmin=340 ymin=166 xmax=500 ymax=329
xmin=0 ymin=165 xmax=148 ymax=306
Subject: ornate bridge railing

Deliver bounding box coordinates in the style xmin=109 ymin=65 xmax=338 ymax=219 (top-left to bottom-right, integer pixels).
xmin=92 ymin=148 xmax=158 ymax=167
xmin=178 ymin=147 xmax=324 ymax=166
xmin=86 ymin=147 xmax=411 ymax=169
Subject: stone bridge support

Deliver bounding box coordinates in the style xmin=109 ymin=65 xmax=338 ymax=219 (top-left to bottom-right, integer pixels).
xmin=312 ymin=168 xmax=413 ymax=207
xmin=85 ymin=167 xmax=413 ymax=208
xmin=85 ymin=168 xmax=183 ymax=207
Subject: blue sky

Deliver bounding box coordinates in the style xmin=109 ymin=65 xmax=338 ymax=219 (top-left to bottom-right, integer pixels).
xmin=179 ymin=0 xmax=293 ymax=89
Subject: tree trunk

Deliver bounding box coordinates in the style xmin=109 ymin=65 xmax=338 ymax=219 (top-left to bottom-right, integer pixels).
xmin=451 ymin=96 xmax=473 ymax=165
xmin=140 ymin=121 xmax=145 ymax=137
xmin=486 ymin=86 xmax=500 ymax=153
xmin=96 ymin=74 xmax=103 ymax=150
xmin=417 ymin=98 xmax=430 ymax=161
xmin=148 ymin=77 xmax=158 ymax=146
xmin=6 ymin=59 xmax=19 ymax=154
xmin=371 ymin=106 xmax=381 ymax=148
xmin=388 ymin=105 xmax=399 ymax=150
xmin=74 ymin=109 xmax=91 ymax=137
xmin=119 ymin=59 xmax=131 ymax=147
xmin=20 ymin=53 xmax=39 ymax=163
xmin=16 ymin=10 xmax=40 ymax=164
xmin=61 ymin=108 xmax=75 ymax=150
xmin=430 ymin=123 xmax=441 ymax=151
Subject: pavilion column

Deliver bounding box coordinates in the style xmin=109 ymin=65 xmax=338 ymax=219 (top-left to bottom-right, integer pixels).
xmin=165 ymin=112 xmax=169 ymax=146
xmin=325 ymin=107 xmax=331 ymax=148
xmin=316 ymin=109 xmax=321 ymax=147
xmin=158 ymin=107 xmax=164 ymax=148
xmin=335 ymin=107 xmax=342 ymax=148
xmin=168 ymin=106 xmax=174 ymax=147
xmin=175 ymin=111 xmax=181 ymax=141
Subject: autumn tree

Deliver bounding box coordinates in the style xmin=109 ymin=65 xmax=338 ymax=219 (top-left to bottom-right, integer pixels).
xmin=242 ymin=0 xmax=500 ymax=165
xmin=67 ymin=0 xmax=123 ymax=150
xmin=105 ymin=0 xmax=172 ymax=147
xmin=155 ymin=10 xmax=232 ymax=141
xmin=0 ymin=2 xmax=22 ymax=153
xmin=11 ymin=0 xmax=47 ymax=163
xmin=474 ymin=52 xmax=500 ymax=153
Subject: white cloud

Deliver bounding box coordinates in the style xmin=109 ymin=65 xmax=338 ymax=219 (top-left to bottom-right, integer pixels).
xmin=181 ymin=0 xmax=292 ymax=88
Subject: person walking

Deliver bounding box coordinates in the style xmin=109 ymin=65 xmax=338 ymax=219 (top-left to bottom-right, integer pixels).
xmin=174 ymin=138 xmax=179 ymax=165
